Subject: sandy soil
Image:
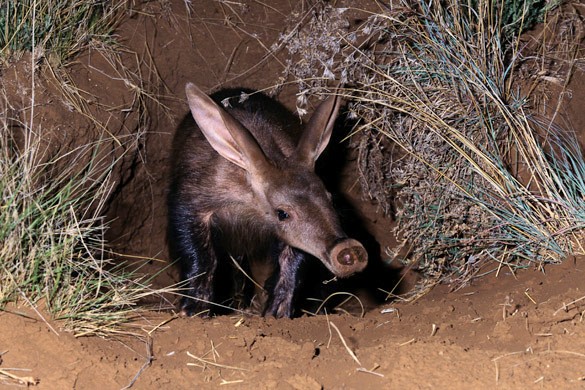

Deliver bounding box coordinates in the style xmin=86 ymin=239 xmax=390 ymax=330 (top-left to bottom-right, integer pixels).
xmin=2 ymin=256 xmax=585 ymax=389
xmin=1 ymin=1 xmax=585 ymax=389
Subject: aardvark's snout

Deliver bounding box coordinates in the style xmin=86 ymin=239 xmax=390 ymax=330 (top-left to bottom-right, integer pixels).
xmin=328 ymin=238 xmax=368 ymax=278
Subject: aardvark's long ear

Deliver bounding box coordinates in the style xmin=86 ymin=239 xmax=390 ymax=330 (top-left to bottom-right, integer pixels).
xmin=295 ymin=92 xmax=342 ymax=168
xmin=185 ymin=83 xmax=270 ymax=173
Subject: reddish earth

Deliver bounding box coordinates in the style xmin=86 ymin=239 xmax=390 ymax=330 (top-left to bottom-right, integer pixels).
xmin=1 ymin=1 xmax=585 ymax=389
xmin=3 ymin=257 xmax=585 ymax=388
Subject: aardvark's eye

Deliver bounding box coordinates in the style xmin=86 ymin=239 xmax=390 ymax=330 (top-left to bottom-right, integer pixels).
xmin=276 ymin=209 xmax=290 ymax=221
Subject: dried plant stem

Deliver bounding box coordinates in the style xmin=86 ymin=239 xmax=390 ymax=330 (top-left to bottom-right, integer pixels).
xmin=328 ymin=321 xmax=361 ymax=366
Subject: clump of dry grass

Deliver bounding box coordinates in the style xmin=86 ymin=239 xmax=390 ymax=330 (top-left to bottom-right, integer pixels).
xmin=0 ymin=96 xmax=168 ymax=337
xmin=0 ymin=0 xmax=125 ymax=66
xmin=0 ymin=1 xmax=174 ymax=336
xmin=277 ymin=0 xmax=584 ymax=295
